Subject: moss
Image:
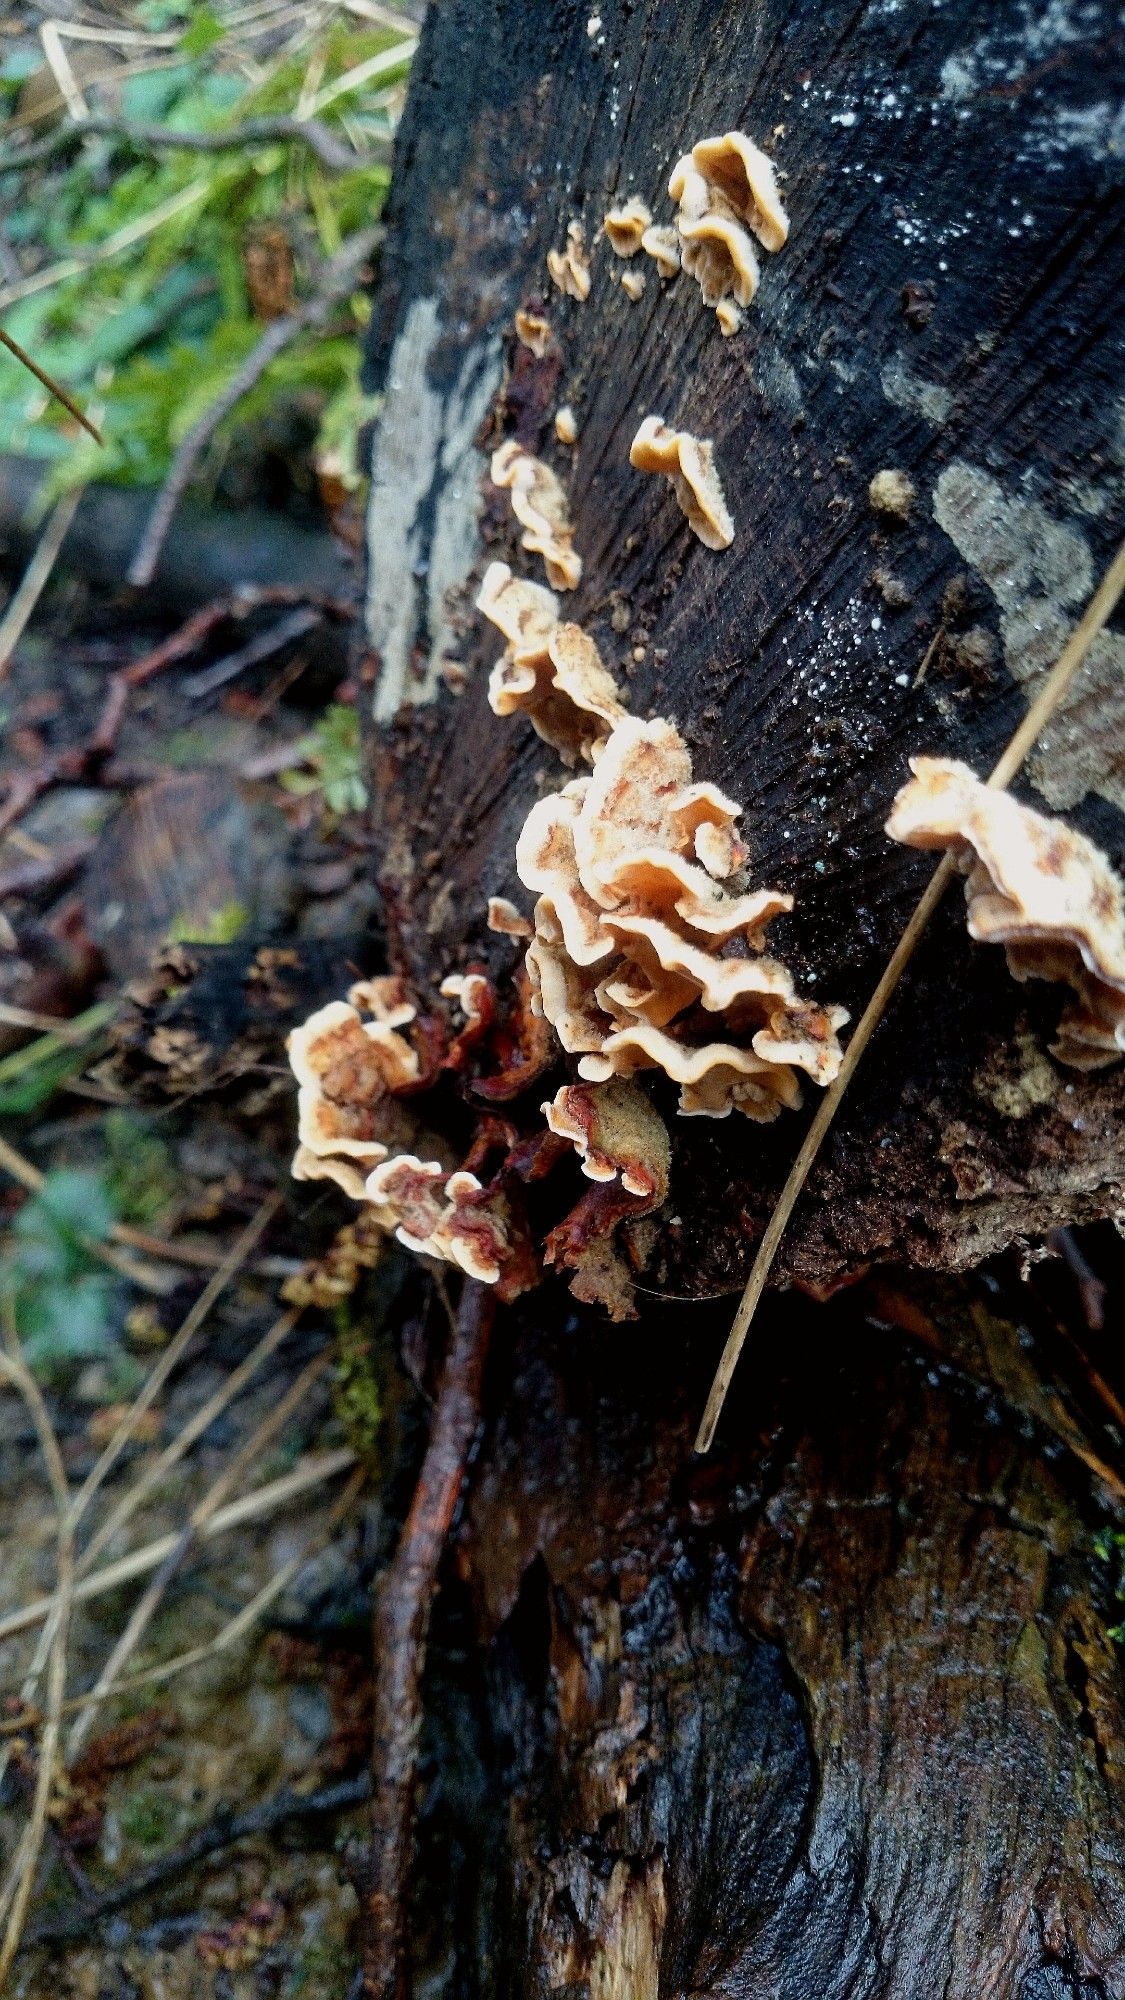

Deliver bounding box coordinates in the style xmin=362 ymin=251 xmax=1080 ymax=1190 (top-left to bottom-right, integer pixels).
xmin=118 ymin=1786 xmax=177 ymax=1849
xmin=332 ymin=1305 xmax=382 ymax=1464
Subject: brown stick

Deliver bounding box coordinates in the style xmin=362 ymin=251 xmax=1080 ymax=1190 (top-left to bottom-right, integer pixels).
xmin=363 ymin=1279 xmax=495 ymax=2000
xmin=0 ymin=585 xmax=354 ymax=839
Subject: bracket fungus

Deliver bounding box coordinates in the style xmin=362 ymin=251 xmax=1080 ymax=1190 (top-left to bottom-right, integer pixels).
xmin=886 ymin=756 xmax=1125 ymax=1069
xmin=640 ymin=222 xmax=681 ymax=278
xmin=513 ymin=306 xmax=553 ymax=356
xmin=288 ymin=985 xmax=421 ymax=1202
xmin=546 ymin=219 xmax=592 ymax=301
xmin=490 ymin=440 xmax=582 ymax=590
xmin=670 ymin=131 xmax=788 ymax=332
xmin=515 ymin=715 xmax=848 ymax=1119
xmin=603 ymin=197 xmax=652 ymax=256
xmin=365 ymin=1155 xmax=514 ymax=1285
xmin=620 ymin=267 xmax=646 ymax=301
xmin=478 ymin=561 xmax=625 ymax=763
xmin=629 ymin=416 xmax=734 ymax=550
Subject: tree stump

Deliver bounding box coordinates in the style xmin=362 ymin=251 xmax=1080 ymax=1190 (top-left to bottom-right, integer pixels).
xmin=355 ymin=1 xmax=1125 ymax=1989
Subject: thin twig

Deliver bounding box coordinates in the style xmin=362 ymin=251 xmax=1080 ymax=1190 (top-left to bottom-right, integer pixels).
xmin=2 ymin=1465 xmax=365 ymax=1726
xmin=0 ymin=1448 xmax=356 ymax=1648
xmin=0 ymin=327 xmax=103 ymax=443
xmin=0 ymin=111 xmax=386 ymax=179
xmin=128 ymin=224 xmax=382 ymax=587
xmin=696 ymin=535 xmax=1125 ymax=1453
xmin=363 ymin=1279 xmax=495 ymax=2000
xmin=0 ymin=1335 xmax=75 ymax=1976
xmin=0 ymin=179 xmax=209 ymax=311
xmin=77 ymin=1308 xmax=300 ymax=1581
xmin=0 ymin=1131 xmax=294 ymax=1276
xmin=65 ymin=1347 xmax=333 ymax=1761
xmin=21 ymin=1771 xmax=372 ymax=1951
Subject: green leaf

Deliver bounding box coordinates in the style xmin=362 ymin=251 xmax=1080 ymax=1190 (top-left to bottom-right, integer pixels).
xmin=179 ymin=7 xmax=226 ymax=58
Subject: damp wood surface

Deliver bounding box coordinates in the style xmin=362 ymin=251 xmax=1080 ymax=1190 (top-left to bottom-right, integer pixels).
xmin=361 ymin=0 xmax=1125 ymax=1300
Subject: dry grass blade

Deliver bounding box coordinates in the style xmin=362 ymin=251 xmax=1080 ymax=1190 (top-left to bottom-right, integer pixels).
xmin=0 ymin=327 xmax=103 ymax=443
xmin=74 ymin=1193 xmax=282 ymax=1518
xmin=0 ymin=1449 xmax=356 ymax=1648
xmin=0 ymin=1334 xmax=75 ymax=1977
xmin=65 ymin=1347 xmax=333 ymax=1760
xmin=696 ymin=535 xmax=1125 ymax=1453
xmin=78 ymin=1308 xmax=299 ymax=1579
xmin=0 ymin=179 xmax=208 ymax=310
xmin=0 ymin=1132 xmax=293 ymax=1277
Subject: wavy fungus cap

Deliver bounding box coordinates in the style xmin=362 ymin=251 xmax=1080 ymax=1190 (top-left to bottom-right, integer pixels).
xmin=690 ymin=131 xmax=789 ymax=252
xmin=478 ymin=564 xmax=626 ymax=765
xmin=365 ymin=1154 xmax=512 ymax=1283
xmin=547 ymin=219 xmax=592 ymax=301
xmin=886 ymin=755 xmax=1125 ymax=1069
xmin=490 ymin=441 xmax=582 ymax=590
xmin=288 ymin=999 xmax=419 ymax=1166
xmin=640 ymin=222 xmax=681 ymax=278
xmin=603 ymin=196 xmax=652 ymax=256
xmin=544 ymin=1076 xmax=671 ymax=1198
xmin=515 ymin=714 xmax=847 ymax=1118
xmin=629 ymin=416 xmax=734 ymax=550
xmin=513 ymin=306 xmax=553 ymax=356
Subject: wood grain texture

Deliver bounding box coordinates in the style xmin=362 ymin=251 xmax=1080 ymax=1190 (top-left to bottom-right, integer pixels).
xmin=360 ymin=0 xmax=1125 ymax=1303
xmin=391 ymin=1275 xmax=1125 ymax=1997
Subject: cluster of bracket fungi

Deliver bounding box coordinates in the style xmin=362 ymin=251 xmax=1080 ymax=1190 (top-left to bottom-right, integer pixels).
xmin=288 ymin=126 xmax=1125 ymax=1319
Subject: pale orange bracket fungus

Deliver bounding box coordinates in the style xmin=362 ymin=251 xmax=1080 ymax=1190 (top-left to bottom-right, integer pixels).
xmin=365 ymin=1154 xmax=515 ymax=1285
xmin=515 ymin=715 xmax=847 ymax=1119
xmin=546 ymin=220 xmax=592 ymax=301
xmin=554 ymin=405 xmax=578 ymax=445
xmin=288 ymin=986 xmax=421 ymax=1200
xmin=477 ymin=561 xmax=625 ymax=763
xmin=886 ymin=755 xmax=1125 ymax=1068
xmin=640 ymin=222 xmax=681 ymax=278
xmin=541 ymin=1076 xmax=672 ymax=1319
xmin=603 ymin=197 xmax=652 ymax=256
xmin=513 ymin=306 xmax=553 ymax=356
xmin=670 ymin=131 xmax=788 ymax=333
xmin=490 ymin=441 xmax=583 ymax=590
xmin=629 ymin=416 xmax=734 ymax=550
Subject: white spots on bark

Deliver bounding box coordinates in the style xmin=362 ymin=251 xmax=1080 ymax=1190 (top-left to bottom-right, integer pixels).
xmin=933 ymin=460 xmax=1125 ymax=812
xmin=881 ymin=354 xmax=954 ymax=428
xmin=366 ymin=295 xmax=503 ymax=725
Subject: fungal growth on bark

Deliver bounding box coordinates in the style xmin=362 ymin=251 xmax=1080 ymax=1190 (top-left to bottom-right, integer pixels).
xmin=513 ymin=306 xmax=553 ymax=356
xmin=288 ymin=981 xmax=421 ymax=1199
xmin=603 ymin=197 xmax=652 ymax=256
xmin=515 ymin=714 xmax=848 ymax=1117
xmin=640 ymin=221 xmax=680 ymax=277
xmin=478 ymin=560 xmax=625 ymax=762
xmin=629 ymin=416 xmax=734 ymax=549
xmin=490 ymin=441 xmax=583 ymax=590
xmin=546 ymin=219 xmax=592 ymax=301
xmin=886 ymin=757 xmax=1125 ymax=1068
xmin=669 ymin=131 xmax=788 ymax=334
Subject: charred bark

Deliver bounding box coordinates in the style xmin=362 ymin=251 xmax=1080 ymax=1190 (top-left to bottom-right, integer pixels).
xmin=347 ymin=2 xmax=1125 ymax=1991
xmin=361 ymin=0 xmax=1125 ymax=1299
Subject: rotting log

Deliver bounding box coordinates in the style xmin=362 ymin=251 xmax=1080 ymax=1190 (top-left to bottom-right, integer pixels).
xmin=361 ymin=0 xmax=1125 ymax=1300
xmin=347 ymin=2 xmax=1125 ymax=1992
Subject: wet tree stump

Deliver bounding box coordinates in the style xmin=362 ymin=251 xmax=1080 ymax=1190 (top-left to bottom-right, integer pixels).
xmin=356 ymin=1 xmax=1125 ymax=1990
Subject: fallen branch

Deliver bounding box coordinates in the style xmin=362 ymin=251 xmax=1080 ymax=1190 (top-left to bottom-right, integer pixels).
xmin=0 ymin=111 xmax=388 ymax=181
xmin=21 ymin=1771 xmax=372 ymax=1951
xmin=128 ymin=225 xmax=383 ymax=588
xmin=0 ymin=585 xmax=353 ymax=838
xmin=696 ymin=534 xmax=1125 ymax=1453
xmin=363 ymin=1279 xmax=495 ymax=2000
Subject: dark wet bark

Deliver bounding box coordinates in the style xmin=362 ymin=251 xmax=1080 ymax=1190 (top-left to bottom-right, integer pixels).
xmin=361 ymin=0 xmax=1125 ymax=1301
xmin=348 ymin=3 xmax=1125 ymax=1991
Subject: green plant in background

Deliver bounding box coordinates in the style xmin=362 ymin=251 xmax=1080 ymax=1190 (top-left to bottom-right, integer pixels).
xmin=0 ymin=1168 xmax=122 ymax=1381
xmin=0 ymin=3 xmax=411 ymax=502
xmin=102 ymin=1110 xmax=179 ymax=1228
xmin=282 ymin=701 xmax=367 ymax=814
xmin=0 ymin=999 xmax=119 ymax=1117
